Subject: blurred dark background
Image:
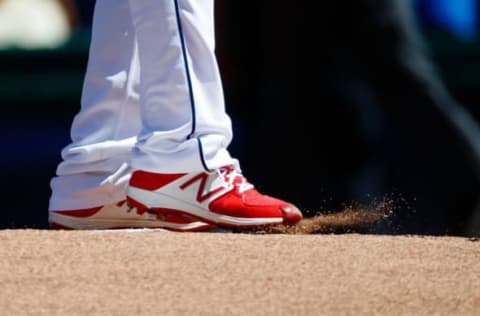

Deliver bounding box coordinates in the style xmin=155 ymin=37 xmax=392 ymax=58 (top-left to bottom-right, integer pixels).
xmin=1 ymin=0 xmax=479 ymax=236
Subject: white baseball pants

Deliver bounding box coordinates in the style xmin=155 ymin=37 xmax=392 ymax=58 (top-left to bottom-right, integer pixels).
xmin=49 ymin=0 xmax=235 ymax=210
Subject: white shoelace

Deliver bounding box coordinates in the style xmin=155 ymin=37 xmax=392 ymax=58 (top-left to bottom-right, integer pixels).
xmin=218 ymin=166 xmax=254 ymax=193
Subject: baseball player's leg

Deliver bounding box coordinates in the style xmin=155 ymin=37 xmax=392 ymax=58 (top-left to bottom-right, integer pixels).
xmin=127 ymin=0 xmax=233 ymax=172
xmin=125 ymin=0 xmax=302 ymax=227
xmin=48 ymin=0 xmax=215 ymax=231
xmin=49 ymin=0 xmax=140 ymax=212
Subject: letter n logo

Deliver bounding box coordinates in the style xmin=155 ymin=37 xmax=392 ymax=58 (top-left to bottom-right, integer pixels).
xmin=179 ymin=172 xmax=224 ymax=202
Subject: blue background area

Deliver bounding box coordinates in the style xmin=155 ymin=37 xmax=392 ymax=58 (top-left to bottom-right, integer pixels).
xmin=416 ymin=0 xmax=478 ymax=40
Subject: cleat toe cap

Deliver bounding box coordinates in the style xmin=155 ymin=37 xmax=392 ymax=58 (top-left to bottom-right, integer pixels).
xmin=281 ymin=204 xmax=303 ymax=225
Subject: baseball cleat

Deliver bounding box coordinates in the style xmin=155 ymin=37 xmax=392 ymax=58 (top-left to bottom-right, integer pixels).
xmin=126 ymin=165 xmax=303 ymax=228
xmin=49 ymin=200 xmax=215 ymax=231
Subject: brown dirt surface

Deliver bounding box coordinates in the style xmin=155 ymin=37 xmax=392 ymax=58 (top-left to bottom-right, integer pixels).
xmin=1 ymin=224 xmax=480 ymax=316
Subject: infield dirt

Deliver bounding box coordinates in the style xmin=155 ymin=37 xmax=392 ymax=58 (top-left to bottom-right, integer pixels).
xmin=1 ymin=223 xmax=479 ymax=315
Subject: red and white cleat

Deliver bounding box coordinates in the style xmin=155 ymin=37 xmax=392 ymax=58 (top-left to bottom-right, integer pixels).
xmin=126 ymin=165 xmax=303 ymax=229
xmin=49 ymin=200 xmax=214 ymax=231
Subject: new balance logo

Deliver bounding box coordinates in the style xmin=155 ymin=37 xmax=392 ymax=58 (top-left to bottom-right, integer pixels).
xmin=179 ymin=172 xmax=227 ymax=202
